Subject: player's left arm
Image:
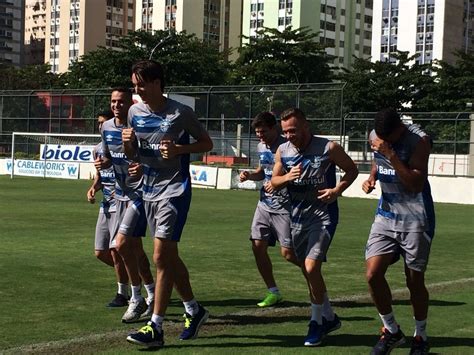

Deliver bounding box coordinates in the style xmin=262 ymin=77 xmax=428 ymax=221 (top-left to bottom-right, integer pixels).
xmin=392 ymin=139 xmax=429 ymax=193
xmin=318 ymin=142 xmax=359 ymax=203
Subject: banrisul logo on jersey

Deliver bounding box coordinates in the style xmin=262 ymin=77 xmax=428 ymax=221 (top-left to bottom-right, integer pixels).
xmin=40 ymin=144 xmax=95 ymax=162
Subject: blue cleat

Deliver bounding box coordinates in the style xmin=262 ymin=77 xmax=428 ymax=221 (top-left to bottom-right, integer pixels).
xmin=304 ymin=321 xmax=324 ymax=346
xmin=126 ymin=321 xmax=164 ymax=348
xmin=322 ymin=314 xmax=341 ymax=335
xmin=179 ymin=304 xmax=209 ymax=340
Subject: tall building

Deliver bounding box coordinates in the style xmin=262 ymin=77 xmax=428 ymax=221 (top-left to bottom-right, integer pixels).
xmin=241 ymin=0 xmax=374 ymax=68
xmin=0 ymin=0 xmax=25 ymax=67
xmin=24 ymin=0 xmax=46 ymax=65
xmin=45 ymin=0 xmax=135 ymax=73
xmin=135 ymin=0 xmax=242 ymax=61
xmin=372 ymin=0 xmax=474 ymax=65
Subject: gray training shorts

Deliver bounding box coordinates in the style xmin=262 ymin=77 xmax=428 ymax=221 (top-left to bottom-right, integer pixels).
xmin=292 ymin=223 xmax=335 ymax=262
xmin=365 ymin=222 xmax=432 ymax=272
xmin=113 ymin=199 xmax=147 ymax=238
xmin=94 ymin=210 xmax=116 ymax=250
xmin=250 ymin=204 xmax=292 ymax=248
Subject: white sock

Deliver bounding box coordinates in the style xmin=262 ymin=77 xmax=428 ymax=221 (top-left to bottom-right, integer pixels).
xmin=414 ymin=318 xmax=427 ymax=341
xmin=117 ymin=282 xmax=128 ymax=297
xmin=130 ymin=285 xmax=142 ymax=301
xmin=183 ymin=299 xmax=199 ymax=316
xmin=379 ymin=312 xmax=399 ymax=334
xmin=144 ymin=282 xmax=155 ymax=299
xmin=151 ymin=314 xmax=164 ymax=330
xmin=310 ymin=303 xmax=323 ymax=325
xmin=322 ymin=292 xmax=335 ymax=321
xmin=268 ymin=287 xmax=280 ymax=294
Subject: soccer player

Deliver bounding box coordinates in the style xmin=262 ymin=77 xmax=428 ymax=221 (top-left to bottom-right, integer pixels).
xmin=96 ymin=88 xmax=156 ymax=323
xmin=239 ymin=111 xmax=299 ymax=307
xmin=87 ymin=110 xmax=129 ymax=307
xmin=271 ymin=108 xmax=358 ymax=346
xmin=123 ymin=60 xmax=213 ymax=348
xmin=362 ymin=108 xmax=434 ymax=355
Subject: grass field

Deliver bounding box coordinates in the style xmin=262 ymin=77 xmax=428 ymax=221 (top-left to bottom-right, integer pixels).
xmin=0 ymin=176 xmax=473 ymax=354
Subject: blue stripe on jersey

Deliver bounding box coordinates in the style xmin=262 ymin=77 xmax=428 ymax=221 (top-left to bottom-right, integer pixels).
xmin=132 ymin=115 xmax=167 ymax=134
xmin=103 ymin=130 xmax=123 ymax=146
xmin=378 ymin=173 xmax=397 ymax=183
xmin=381 ymin=192 xmax=407 ymax=204
xmin=138 ymin=147 xmax=160 ymax=157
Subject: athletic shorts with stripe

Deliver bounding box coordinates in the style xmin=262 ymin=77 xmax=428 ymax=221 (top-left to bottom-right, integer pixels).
xmin=292 ymin=223 xmax=337 ymax=262
xmin=365 ymin=223 xmax=433 ymax=272
xmin=145 ymin=190 xmax=192 ymax=241
xmin=113 ymin=199 xmax=147 ymax=238
xmin=250 ymin=204 xmax=292 ymax=248
xmin=94 ymin=210 xmax=117 ymax=250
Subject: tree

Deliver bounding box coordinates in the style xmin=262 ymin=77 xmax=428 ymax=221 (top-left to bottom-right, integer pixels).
xmin=64 ymin=30 xmax=230 ymax=89
xmin=338 ymin=51 xmax=434 ymax=113
xmin=0 ymin=63 xmax=63 ymax=90
xmin=232 ymin=27 xmax=332 ymax=85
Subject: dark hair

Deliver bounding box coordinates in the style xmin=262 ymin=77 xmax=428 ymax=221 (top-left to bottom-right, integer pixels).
xmin=251 ymin=112 xmax=277 ymax=129
xmin=280 ymin=107 xmax=306 ymax=122
xmin=374 ymin=108 xmax=401 ymax=138
xmin=131 ymin=60 xmax=165 ymax=91
xmin=111 ymin=87 xmax=133 ymax=103
xmin=97 ymin=109 xmax=113 ymax=119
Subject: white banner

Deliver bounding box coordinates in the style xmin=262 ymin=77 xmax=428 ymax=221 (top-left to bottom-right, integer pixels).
xmin=40 ymin=144 xmax=96 ymax=162
xmin=6 ymin=159 xmax=80 ymax=179
xmin=189 ymin=164 xmax=218 ymax=187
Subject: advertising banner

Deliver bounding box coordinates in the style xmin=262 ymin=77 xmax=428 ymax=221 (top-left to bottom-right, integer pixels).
xmin=40 ymin=144 xmax=96 ymax=162
xmin=6 ymin=159 xmax=80 ymax=179
xmin=190 ymin=165 xmax=218 ymax=187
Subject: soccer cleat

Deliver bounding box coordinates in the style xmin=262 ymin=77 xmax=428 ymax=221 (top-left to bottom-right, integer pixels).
xmin=126 ymin=321 xmax=164 ymax=348
xmin=140 ymin=297 xmax=154 ymax=320
xmin=256 ymin=292 xmax=283 ymax=307
xmin=121 ymin=297 xmax=147 ymax=323
xmin=304 ymin=321 xmax=324 ymax=346
xmin=371 ymin=326 xmax=406 ymax=355
xmin=179 ymin=304 xmax=209 ymax=340
xmin=322 ymin=314 xmax=341 ymax=335
xmin=409 ymin=336 xmax=429 ymax=355
xmin=107 ymin=293 xmax=129 ymax=308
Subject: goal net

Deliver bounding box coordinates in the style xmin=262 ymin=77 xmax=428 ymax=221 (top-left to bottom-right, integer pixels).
xmin=10 ymin=132 xmax=101 ymax=179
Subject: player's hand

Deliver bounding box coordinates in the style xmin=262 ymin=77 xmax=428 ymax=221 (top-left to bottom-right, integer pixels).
xmin=263 ymin=181 xmax=275 ymax=194
xmin=94 ymin=157 xmax=104 ymax=170
xmin=239 ymin=170 xmax=250 ymax=182
xmin=362 ymin=178 xmax=376 ymax=194
xmin=128 ymin=162 xmax=142 ymax=177
xmin=122 ymin=128 xmax=136 ymax=143
xmin=371 ymin=137 xmax=395 ymax=160
xmin=286 ymin=163 xmax=302 ymax=182
xmin=87 ymin=187 xmax=95 ymax=204
xmin=317 ymin=188 xmax=338 ymax=204
xmin=159 ymin=140 xmax=177 ymax=159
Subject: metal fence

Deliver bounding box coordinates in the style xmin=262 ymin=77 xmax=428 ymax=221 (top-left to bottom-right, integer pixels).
xmin=1 ymin=85 xmax=473 ymax=176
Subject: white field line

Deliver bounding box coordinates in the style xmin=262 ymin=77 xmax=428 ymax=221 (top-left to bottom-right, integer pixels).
xmin=2 ymin=277 xmax=473 ymax=354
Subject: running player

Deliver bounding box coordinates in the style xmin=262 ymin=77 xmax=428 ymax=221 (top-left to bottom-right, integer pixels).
xmin=96 ymin=88 xmax=156 ymax=323
xmin=362 ymin=108 xmax=434 ymax=355
xmin=87 ymin=110 xmax=129 ymax=307
xmin=123 ymin=60 xmax=213 ymax=348
xmin=271 ymin=107 xmax=358 ymax=346
xmin=239 ymin=111 xmax=299 ymax=307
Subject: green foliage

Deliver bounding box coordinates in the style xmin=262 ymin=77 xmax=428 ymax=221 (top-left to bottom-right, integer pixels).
xmin=232 ymin=27 xmax=332 ymax=85
xmin=0 ymin=63 xmax=64 ymax=90
xmin=64 ymin=30 xmax=229 ymax=89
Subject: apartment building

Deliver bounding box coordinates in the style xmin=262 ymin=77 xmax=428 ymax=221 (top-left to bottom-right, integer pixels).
xmin=45 ymin=0 xmax=135 ymax=73
xmin=0 ymin=0 xmax=25 ymax=67
xmin=136 ymin=0 xmax=242 ymax=60
xmin=24 ymin=0 xmax=46 ymax=65
xmin=242 ymin=0 xmax=374 ymax=68
xmin=372 ymin=0 xmax=474 ymax=65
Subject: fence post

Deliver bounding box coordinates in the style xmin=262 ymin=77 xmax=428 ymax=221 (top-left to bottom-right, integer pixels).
xmin=469 ymin=113 xmax=474 ymax=176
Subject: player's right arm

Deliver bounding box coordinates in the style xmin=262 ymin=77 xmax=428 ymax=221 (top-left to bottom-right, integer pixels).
xmin=271 ymin=148 xmax=301 ymax=189
xmin=122 ymin=128 xmax=139 ymax=161
xmin=87 ymin=151 xmax=102 ymax=203
xmin=362 ymin=161 xmax=377 ymax=194
xmin=239 ymin=167 xmax=264 ymax=182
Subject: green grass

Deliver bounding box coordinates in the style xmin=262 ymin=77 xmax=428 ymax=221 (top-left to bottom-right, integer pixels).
xmin=0 ymin=176 xmax=473 ymax=354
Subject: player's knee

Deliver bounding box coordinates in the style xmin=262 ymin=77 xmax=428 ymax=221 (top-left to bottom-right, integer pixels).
xmin=366 ymin=268 xmax=384 ymax=286
xmin=94 ymin=250 xmax=104 ymax=259
xmin=251 ymin=241 xmax=267 ymax=255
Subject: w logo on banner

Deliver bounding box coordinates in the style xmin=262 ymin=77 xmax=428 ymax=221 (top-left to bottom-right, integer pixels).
xmin=67 ymin=166 xmax=78 ymax=176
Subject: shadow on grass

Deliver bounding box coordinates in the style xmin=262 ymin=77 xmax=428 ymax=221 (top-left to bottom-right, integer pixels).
xmin=332 ymin=299 xmax=465 ymax=308
xmin=199 ymin=298 xmax=309 ymax=308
